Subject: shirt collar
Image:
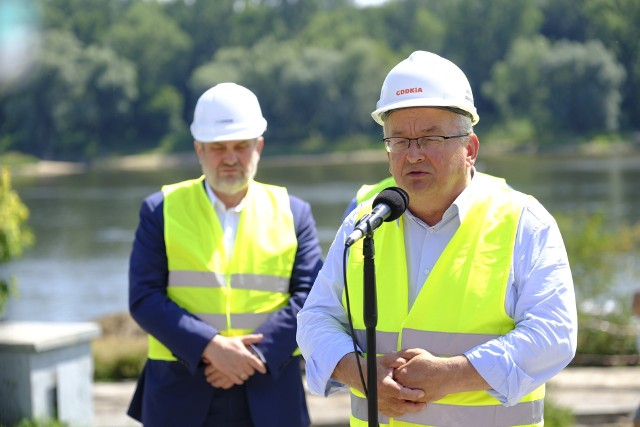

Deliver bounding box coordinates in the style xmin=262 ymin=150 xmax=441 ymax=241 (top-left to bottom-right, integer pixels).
xmin=204 ymin=181 xmax=246 ymax=213
xmin=453 ymin=166 xmax=480 ymax=224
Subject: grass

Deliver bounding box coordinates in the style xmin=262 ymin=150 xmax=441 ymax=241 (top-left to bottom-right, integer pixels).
xmin=1 ymin=419 xmax=68 ymax=427
xmin=0 ymin=152 xmax=39 ymax=166
xmin=92 ymin=313 xmax=147 ymax=381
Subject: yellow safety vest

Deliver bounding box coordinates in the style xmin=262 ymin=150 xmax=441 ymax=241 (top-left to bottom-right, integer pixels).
xmin=148 ymin=177 xmax=298 ymax=360
xmin=344 ymin=185 xmax=544 ymax=427
xmin=355 ymin=173 xmax=507 ymax=205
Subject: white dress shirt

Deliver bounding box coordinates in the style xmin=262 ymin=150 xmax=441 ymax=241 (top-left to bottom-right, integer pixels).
xmin=204 ymin=182 xmax=268 ymax=363
xmin=296 ymin=174 xmax=578 ymax=406
xmin=205 ymin=182 xmax=244 ymax=256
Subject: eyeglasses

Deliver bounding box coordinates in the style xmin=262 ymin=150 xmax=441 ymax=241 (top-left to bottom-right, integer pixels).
xmin=383 ymin=133 xmax=471 ymax=154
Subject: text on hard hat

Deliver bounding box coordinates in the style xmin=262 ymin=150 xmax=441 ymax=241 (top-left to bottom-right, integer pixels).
xmin=396 ymin=87 xmax=424 ymax=96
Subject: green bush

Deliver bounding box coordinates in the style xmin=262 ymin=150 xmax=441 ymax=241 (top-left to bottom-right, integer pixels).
xmin=9 ymin=419 xmax=68 ymax=427
xmin=0 ymin=152 xmax=39 ymax=167
xmin=0 ymin=167 xmax=34 ymax=316
xmin=574 ymin=310 xmax=639 ymax=365
xmin=555 ymin=210 xmax=640 ymax=364
xmin=92 ymin=336 xmax=147 ymax=380
xmin=544 ymin=399 xmax=575 ymax=427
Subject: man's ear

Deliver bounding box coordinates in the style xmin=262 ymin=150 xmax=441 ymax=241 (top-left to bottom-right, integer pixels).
xmin=256 ymin=137 xmax=265 ymax=155
xmin=466 ymin=134 xmax=479 ymax=166
xmin=193 ymin=141 xmax=205 ymax=164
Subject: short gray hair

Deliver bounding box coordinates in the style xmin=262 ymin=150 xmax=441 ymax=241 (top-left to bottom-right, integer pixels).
xmin=381 ymin=107 xmax=473 ymax=133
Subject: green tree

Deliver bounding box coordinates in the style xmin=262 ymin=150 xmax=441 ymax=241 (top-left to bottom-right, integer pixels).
xmin=482 ymin=36 xmax=551 ymax=125
xmin=556 ymin=211 xmax=640 ymax=359
xmin=584 ymin=0 xmax=640 ymax=128
xmin=229 ymin=0 xmax=326 ymax=45
xmin=0 ymin=30 xmax=138 ymax=159
xmin=106 ymin=1 xmax=192 ymax=150
xmin=38 ymin=0 xmax=129 ymax=45
xmin=190 ymin=38 xmax=390 ymax=153
xmin=297 ymin=2 xmax=375 ymax=49
xmin=141 ymin=85 xmax=188 ymax=153
xmin=0 ymin=167 xmax=34 ymax=316
xmin=168 ymin=0 xmax=332 ymax=121
xmin=163 ymin=0 xmax=236 ymax=70
xmin=538 ymin=0 xmax=591 ymax=41
xmin=542 ymin=40 xmax=625 ymax=134
xmin=434 ymin=0 xmax=544 ymax=114
xmin=527 ymin=0 xmax=640 ymax=132
xmin=2 ymin=0 xmax=638 ymax=160
xmin=106 ymin=2 xmax=191 ymax=95
xmin=78 ymin=45 xmax=139 ymax=156
xmin=483 ymin=38 xmax=625 ymax=144
xmin=372 ymin=0 xmax=447 ymax=56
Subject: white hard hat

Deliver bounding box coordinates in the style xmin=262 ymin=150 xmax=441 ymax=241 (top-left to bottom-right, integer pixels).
xmin=371 ymin=51 xmax=479 ymax=126
xmin=190 ymin=82 xmax=267 ymax=142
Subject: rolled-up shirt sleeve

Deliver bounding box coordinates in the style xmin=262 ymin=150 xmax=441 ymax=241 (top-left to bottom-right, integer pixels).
xmin=465 ymin=201 xmax=578 ymax=406
xmin=299 ymin=196 xmax=578 ymax=404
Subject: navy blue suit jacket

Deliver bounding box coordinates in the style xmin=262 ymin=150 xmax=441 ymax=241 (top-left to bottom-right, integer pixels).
xmin=127 ymin=180 xmax=323 ymax=427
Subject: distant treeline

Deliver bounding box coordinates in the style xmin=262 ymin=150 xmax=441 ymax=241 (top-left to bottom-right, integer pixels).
xmin=0 ymin=0 xmax=637 ymax=161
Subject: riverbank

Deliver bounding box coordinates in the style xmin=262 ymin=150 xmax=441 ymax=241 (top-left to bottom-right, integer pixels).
xmin=5 ymin=138 xmax=640 ymax=178
xmin=5 ymin=149 xmax=389 ymax=178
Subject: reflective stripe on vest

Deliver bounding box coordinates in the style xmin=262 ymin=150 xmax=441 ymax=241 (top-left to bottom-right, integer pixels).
xmin=353 ymin=329 xmax=500 ymax=356
xmin=350 ymin=394 xmax=544 ymax=427
xmin=168 ymin=270 xmax=290 ymax=293
xmin=344 ymin=185 xmax=544 ymax=426
xmin=195 ymin=312 xmax=275 ymax=331
xmin=148 ymin=177 xmax=297 ymax=360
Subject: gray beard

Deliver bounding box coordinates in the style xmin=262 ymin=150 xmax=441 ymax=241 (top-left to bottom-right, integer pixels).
xmin=206 ymin=176 xmax=250 ymax=195
xmin=202 ymin=153 xmax=260 ymax=196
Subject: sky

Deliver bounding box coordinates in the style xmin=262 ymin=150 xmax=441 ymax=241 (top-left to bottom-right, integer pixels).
xmin=355 ymin=0 xmax=389 ymax=6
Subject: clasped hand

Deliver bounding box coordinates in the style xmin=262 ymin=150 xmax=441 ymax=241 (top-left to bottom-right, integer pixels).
xmin=375 ymin=348 xmax=454 ymax=417
xmin=201 ymin=333 xmax=267 ymax=389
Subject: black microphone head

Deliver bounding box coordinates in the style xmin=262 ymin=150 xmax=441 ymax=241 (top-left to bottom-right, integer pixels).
xmin=373 ymin=186 xmax=409 ymax=222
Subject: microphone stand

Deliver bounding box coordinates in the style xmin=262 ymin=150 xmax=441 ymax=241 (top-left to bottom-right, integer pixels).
xmin=362 ymin=229 xmax=379 ymax=427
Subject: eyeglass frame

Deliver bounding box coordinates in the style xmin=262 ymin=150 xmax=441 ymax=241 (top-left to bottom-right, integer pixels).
xmin=383 ymin=133 xmax=471 ymax=154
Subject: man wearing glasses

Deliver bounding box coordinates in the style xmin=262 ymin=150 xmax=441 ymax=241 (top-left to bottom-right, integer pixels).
xmin=297 ymin=51 xmax=577 ymax=427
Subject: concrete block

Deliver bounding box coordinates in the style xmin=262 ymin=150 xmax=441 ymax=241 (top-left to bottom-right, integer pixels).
xmin=0 ymin=321 xmax=101 ymax=427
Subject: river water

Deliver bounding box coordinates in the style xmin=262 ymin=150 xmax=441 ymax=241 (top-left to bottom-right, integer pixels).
xmin=4 ymin=152 xmax=640 ymax=322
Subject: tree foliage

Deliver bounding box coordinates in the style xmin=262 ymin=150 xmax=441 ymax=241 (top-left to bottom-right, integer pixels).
xmin=0 ymin=0 xmax=638 ymax=160
xmin=190 ymin=37 xmax=391 ymax=153
xmin=0 ymin=167 xmax=34 ymax=315
xmin=1 ymin=30 xmax=138 ymax=159
xmin=555 ymin=210 xmax=640 ymax=360
xmin=542 ymin=40 xmax=625 ymax=134
xmin=484 ymin=38 xmax=625 ymax=143
xmin=583 ymin=0 xmax=640 ymax=127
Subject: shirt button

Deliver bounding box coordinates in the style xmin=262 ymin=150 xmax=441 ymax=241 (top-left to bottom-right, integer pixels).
xmin=424 ymin=268 xmax=431 ymax=275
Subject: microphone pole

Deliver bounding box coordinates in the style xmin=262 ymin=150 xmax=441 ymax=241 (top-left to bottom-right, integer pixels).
xmin=346 ymin=186 xmax=408 ymax=427
xmin=362 ymin=226 xmax=379 ymax=427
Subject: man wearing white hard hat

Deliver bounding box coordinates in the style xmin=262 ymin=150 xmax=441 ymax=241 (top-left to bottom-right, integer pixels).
xmin=128 ymin=82 xmax=323 ymax=427
xmin=298 ymin=51 xmax=577 ymax=426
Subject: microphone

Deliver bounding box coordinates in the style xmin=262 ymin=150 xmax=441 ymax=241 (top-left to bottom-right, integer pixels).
xmin=345 ymin=186 xmax=409 ymax=247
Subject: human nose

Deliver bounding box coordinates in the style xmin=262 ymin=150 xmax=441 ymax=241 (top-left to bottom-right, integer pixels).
xmin=220 ymin=148 xmax=239 ymax=164
xmin=405 ymin=139 xmax=425 ymax=161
